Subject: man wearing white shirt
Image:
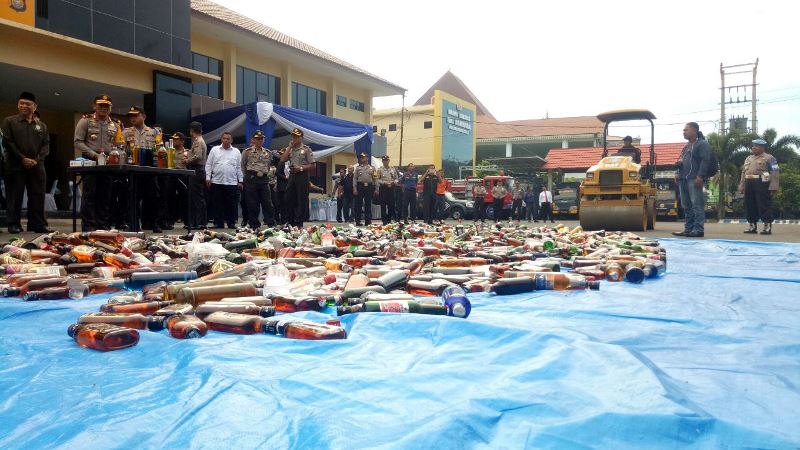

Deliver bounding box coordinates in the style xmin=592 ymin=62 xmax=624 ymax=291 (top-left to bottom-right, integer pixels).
xmin=538 ymin=187 xmax=555 ymax=223
xmin=205 ymin=132 xmax=243 ymax=229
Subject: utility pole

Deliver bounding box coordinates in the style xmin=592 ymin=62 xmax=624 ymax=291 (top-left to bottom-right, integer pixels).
xmin=720 ymin=59 xmax=759 ymax=135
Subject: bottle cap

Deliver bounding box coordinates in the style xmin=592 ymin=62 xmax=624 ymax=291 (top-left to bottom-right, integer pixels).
xmin=2 ymin=287 xmax=20 ymax=297
xmin=147 ymin=316 xmax=166 ymax=331
xmin=259 ymin=306 xmax=276 ymax=318
xmin=67 ymin=323 xmax=79 ymax=337
xmin=587 ymin=281 xmax=601 ymax=290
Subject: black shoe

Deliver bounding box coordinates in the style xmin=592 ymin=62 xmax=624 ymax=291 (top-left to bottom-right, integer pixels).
xmin=8 ymin=225 xmax=23 ymax=234
xmin=687 ymin=231 xmax=704 ymax=237
xmin=743 ymin=226 xmax=758 ymax=234
xmin=760 ymin=224 xmax=772 ymax=235
xmin=672 ymin=231 xmax=689 ymax=236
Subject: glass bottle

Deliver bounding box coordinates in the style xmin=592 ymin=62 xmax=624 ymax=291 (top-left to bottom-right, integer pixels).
xmin=164 ymin=276 xmax=242 ymax=300
xmin=165 ymin=315 xmax=208 ymax=339
xmin=337 ymin=300 xmax=448 ymax=316
xmin=80 ymin=231 xmax=126 ymax=245
xmin=643 ymin=260 xmax=666 ymax=278
xmin=266 ymin=295 xmax=326 ymax=313
xmin=126 ymin=271 xmax=198 ymax=290
xmin=195 ymin=302 xmax=275 ymax=320
xmin=67 ymin=323 xmax=139 ymax=351
xmin=107 ymin=291 xmax=144 ymax=305
xmin=152 ymin=303 xmax=194 ymax=318
xmin=2 ymin=276 xmax=69 ymax=297
xmin=219 ymin=296 xmax=273 ymax=306
xmin=175 ymin=283 xmax=258 ymax=307
xmin=406 ymin=279 xmax=455 ymax=297
xmin=83 ymin=278 xmax=126 ymax=295
xmin=435 ymin=257 xmax=488 ymax=267
xmin=367 ymin=269 xmax=409 ymax=291
xmin=77 ymin=312 xmax=165 ymax=331
xmin=203 ymin=311 xmax=265 ymax=334
xmin=262 ymin=319 xmax=347 ymax=340
xmin=624 ymin=265 xmax=645 ymax=284
xmin=491 ymin=273 xmax=600 ymax=295
xmin=24 ymin=286 xmax=79 ymax=301
xmin=604 ymin=262 xmax=625 ymax=282
xmin=100 ymin=300 xmax=174 ymax=315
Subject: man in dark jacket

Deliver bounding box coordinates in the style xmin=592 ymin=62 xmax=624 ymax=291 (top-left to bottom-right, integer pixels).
xmin=420 ymin=165 xmax=439 ymax=225
xmin=673 ymin=122 xmax=710 ymax=238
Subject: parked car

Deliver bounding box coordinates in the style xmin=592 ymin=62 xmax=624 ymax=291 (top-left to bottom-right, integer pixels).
xmin=415 ymin=192 xmax=475 ymax=220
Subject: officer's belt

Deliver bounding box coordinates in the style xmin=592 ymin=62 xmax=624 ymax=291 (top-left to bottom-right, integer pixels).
xmin=745 ymin=175 xmax=762 ymax=179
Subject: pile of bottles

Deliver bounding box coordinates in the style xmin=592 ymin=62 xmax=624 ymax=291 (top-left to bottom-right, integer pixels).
xmin=0 ymin=223 xmax=666 ymax=351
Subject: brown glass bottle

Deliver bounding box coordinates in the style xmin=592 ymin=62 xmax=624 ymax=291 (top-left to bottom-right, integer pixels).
xmin=219 ymin=296 xmax=273 ymax=306
xmin=164 ymin=276 xmax=242 ymax=300
xmin=100 ymin=300 xmax=174 ymax=315
xmin=23 ymin=286 xmax=76 ymax=301
xmin=6 ymin=273 xmax=61 ymax=287
xmin=175 ymin=283 xmax=258 ymax=306
xmin=2 ymin=276 xmax=69 ymax=297
xmin=77 ymin=312 xmax=165 ymax=331
xmin=165 ymin=315 xmax=208 ymax=339
xmin=80 ymin=231 xmax=126 ymax=245
xmin=68 ymin=323 xmax=139 ymax=351
xmin=203 ymin=311 xmax=265 ymax=334
xmin=267 ymin=295 xmax=326 ymax=313
xmin=152 ymin=303 xmax=195 ymax=318
xmin=262 ymin=319 xmax=347 ymax=340
xmin=195 ymin=303 xmax=275 ymax=319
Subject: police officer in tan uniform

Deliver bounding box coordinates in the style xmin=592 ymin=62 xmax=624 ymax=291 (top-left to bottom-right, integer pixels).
xmin=125 ymin=106 xmax=164 ymax=233
xmin=279 ymin=128 xmax=315 ymax=227
xmin=74 ymin=94 xmax=124 ymax=231
xmin=739 ymin=138 xmax=780 ymax=235
xmin=377 ymin=155 xmax=398 ymax=224
xmin=352 ymin=152 xmax=376 ymax=226
xmin=242 ymin=130 xmax=275 ymax=228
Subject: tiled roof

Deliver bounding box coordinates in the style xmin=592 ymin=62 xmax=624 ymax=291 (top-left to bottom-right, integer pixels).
xmin=414 ymin=71 xmax=496 ymax=120
xmin=477 ymin=116 xmax=605 ymax=140
xmin=543 ymin=143 xmax=685 ymax=170
xmin=191 ymin=0 xmax=404 ymax=92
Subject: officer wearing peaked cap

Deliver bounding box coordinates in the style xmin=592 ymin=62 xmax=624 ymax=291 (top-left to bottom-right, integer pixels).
xmin=739 ymin=138 xmax=780 ymax=235
xmin=242 ymin=130 xmax=275 ymax=228
xmin=74 ymin=94 xmax=124 ymax=231
xmin=353 ymin=152 xmax=376 ymax=226
xmin=377 ymin=154 xmax=398 ymax=224
xmin=279 ymin=127 xmax=315 ymax=227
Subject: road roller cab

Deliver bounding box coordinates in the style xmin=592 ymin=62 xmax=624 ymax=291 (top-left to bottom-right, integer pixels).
xmin=579 ymin=109 xmax=658 ymax=231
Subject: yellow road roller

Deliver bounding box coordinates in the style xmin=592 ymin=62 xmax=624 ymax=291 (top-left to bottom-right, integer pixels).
xmin=579 ymin=109 xmax=657 ymax=231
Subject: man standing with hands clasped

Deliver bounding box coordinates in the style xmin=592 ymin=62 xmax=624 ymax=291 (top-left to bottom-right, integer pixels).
xmin=1 ymin=92 xmax=51 ymax=233
xmin=205 ymin=131 xmax=242 ymax=229
xmin=739 ymin=138 xmax=779 ymax=235
xmin=672 ymin=122 xmax=710 ymax=238
xmin=280 ymin=128 xmax=315 ymax=228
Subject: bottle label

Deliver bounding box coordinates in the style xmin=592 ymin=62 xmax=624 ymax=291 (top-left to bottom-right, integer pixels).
xmin=533 ymin=274 xmax=554 ymax=290
xmin=378 ymin=301 xmax=410 ymax=313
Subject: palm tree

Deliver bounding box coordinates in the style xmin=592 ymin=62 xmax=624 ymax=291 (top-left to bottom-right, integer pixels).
xmin=707 ymin=131 xmax=754 ymax=220
xmin=758 ymin=128 xmax=800 ymax=169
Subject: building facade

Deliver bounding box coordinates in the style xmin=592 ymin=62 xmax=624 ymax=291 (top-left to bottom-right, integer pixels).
xmin=0 ymin=0 xmax=403 ymax=203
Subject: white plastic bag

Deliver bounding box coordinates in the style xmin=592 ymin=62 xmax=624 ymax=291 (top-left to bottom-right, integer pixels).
xmin=185 ymin=232 xmax=228 ymax=260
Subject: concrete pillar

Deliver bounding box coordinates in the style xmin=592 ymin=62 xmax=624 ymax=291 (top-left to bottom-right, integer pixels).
xmin=223 ymin=43 xmax=237 ymax=103
xmin=505 ymin=141 xmax=512 ymax=157
xmin=327 ymin=78 xmax=336 ymax=117
xmin=281 ymin=63 xmax=292 ymax=106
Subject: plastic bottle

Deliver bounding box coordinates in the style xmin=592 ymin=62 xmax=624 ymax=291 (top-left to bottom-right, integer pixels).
xmin=195 ymin=303 xmax=276 ymax=319
xmin=77 ymin=312 xmax=165 ymax=331
xmin=203 ymin=311 xmax=265 ymax=334
xmin=263 ymin=264 xmax=291 ymax=295
xmin=164 ymin=315 xmax=208 ymax=339
xmin=67 ymin=323 xmax=139 ymax=351
xmin=262 ymin=318 xmax=347 ymax=340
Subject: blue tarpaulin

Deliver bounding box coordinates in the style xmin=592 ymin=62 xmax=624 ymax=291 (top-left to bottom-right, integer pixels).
xmin=0 ymin=238 xmax=799 ymax=449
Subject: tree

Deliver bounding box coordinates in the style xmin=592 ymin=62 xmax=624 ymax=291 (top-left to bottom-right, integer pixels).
xmin=758 ymin=128 xmax=800 ymax=218
xmin=758 ymin=128 xmax=800 ymax=169
xmin=707 ymin=131 xmax=754 ymax=219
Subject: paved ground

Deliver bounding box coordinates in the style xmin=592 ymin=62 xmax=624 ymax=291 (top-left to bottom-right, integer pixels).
xmin=6 ymin=218 xmax=799 ymax=243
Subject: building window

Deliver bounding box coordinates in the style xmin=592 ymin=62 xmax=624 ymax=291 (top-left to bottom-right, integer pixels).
xmin=237 ymin=66 xmax=281 ymax=104
xmin=388 ymin=124 xmax=397 ymax=132
xmin=192 ymin=53 xmax=223 ymax=99
xmin=349 ymin=99 xmax=365 ymax=112
xmin=292 ymin=82 xmax=326 ymax=115
xmin=423 ymin=121 xmax=432 ymax=129
xmin=372 ymin=125 xmax=378 ymax=132
xmin=336 ymin=95 xmax=347 ymax=107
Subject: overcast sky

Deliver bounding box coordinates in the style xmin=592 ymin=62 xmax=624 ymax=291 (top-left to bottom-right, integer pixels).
xmin=217 ymin=0 xmax=799 ymax=144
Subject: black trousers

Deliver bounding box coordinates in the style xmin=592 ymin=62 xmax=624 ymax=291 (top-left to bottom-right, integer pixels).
xmin=336 ymin=196 xmax=346 ymax=221
xmin=511 ymin=199 xmax=524 ymax=220
xmin=422 ymin=193 xmax=437 ymax=224
xmin=539 ymin=202 xmax=554 ymax=222
xmin=137 ymin=175 xmax=165 ymax=230
xmin=270 ymin=185 xmax=281 ymax=224
xmin=343 ymin=196 xmax=353 ymax=222
xmin=402 ymin=189 xmax=417 ymax=221
xmin=5 ymin=165 xmax=47 ymax=230
xmin=745 ymin=180 xmax=773 ymax=224
xmin=354 ymin=183 xmax=374 ymax=224
xmin=245 ymin=180 xmax=274 ymax=228
xmin=526 ymin=204 xmax=538 ymax=221
xmin=284 ymin=172 xmax=309 ymax=226
xmin=80 ymin=174 xmax=113 ymax=231
xmin=492 ymin=198 xmax=504 ymax=222
xmin=110 ymin=177 xmax=129 ymax=228
xmin=240 ymin=185 xmax=249 ymax=225
xmin=393 ymin=186 xmax=403 ymax=219
xmin=474 ymin=199 xmax=485 ymax=222
xmin=168 ymin=176 xmax=189 ymax=225
xmin=188 ymin=170 xmax=207 ymax=229
xmin=211 ymin=183 xmax=239 ymax=227
xmin=379 ymin=185 xmax=395 ymax=224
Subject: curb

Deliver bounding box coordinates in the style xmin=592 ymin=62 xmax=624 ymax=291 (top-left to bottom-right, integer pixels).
xmin=720 ymin=219 xmax=800 ymax=224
